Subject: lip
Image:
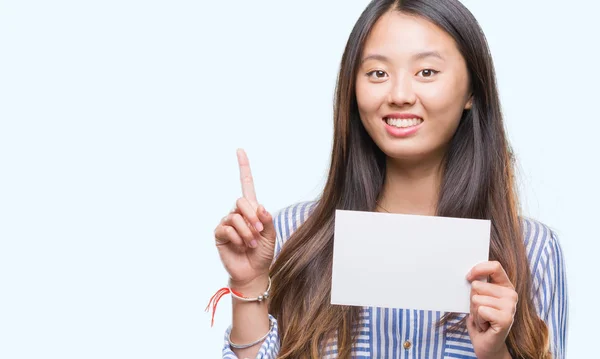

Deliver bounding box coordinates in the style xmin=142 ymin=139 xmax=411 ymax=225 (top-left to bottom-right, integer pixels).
xmin=382 ymin=116 xmax=423 ymax=138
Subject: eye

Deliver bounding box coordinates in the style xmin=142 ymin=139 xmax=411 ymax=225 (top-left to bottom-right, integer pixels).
xmin=417 ymin=69 xmax=439 ymax=78
xmin=366 ymin=70 xmax=388 ymax=80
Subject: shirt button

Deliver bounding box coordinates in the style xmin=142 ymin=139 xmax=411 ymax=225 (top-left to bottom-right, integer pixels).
xmin=403 ymin=340 xmax=412 ymax=350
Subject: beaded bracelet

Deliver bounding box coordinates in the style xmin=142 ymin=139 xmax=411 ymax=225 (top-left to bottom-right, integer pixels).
xmin=205 ymin=277 xmax=272 ymax=327
xmin=230 ymin=277 xmax=271 ymax=303
xmin=228 ymin=318 xmax=275 ymax=349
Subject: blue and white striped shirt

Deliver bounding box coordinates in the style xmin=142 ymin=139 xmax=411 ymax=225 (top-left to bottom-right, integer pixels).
xmin=223 ymin=201 xmax=568 ymax=358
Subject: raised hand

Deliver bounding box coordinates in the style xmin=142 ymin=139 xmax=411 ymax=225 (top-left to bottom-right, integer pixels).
xmin=213 ymin=149 xmax=277 ymax=288
xmin=466 ymin=261 xmax=517 ymax=359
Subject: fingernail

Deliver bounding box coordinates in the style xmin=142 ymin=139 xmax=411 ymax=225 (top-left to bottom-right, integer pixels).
xmin=466 ymin=270 xmax=472 ymax=280
xmin=255 ymin=222 xmax=264 ymax=232
xmin=250 ymin=240 xmax=258 ymax=248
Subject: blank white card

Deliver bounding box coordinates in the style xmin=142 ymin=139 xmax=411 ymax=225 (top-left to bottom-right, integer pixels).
xmin=331 ymin=210 xmax=491 ymax=313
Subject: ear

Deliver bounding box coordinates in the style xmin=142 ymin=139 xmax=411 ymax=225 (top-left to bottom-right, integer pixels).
xmin=464 ymin=94 xmax=473 ymax=110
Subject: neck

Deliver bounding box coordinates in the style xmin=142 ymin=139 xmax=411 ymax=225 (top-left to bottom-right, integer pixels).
xmin=377 ymin=155 xmax=444 ymax=216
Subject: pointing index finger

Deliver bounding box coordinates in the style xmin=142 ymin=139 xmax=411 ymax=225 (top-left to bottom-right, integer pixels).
xmin=236 ymin=148 xmax=258 ymax=205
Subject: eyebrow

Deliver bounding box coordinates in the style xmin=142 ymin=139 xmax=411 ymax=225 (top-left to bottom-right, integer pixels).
xmin=361 ymin=51 xmax=445 ymax=64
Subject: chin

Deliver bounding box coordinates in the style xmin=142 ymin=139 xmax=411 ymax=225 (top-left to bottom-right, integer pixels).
xmin=379 ymin=142 xmax=443 ymax=164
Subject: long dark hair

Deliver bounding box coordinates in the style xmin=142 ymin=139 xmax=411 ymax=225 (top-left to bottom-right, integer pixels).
xmin=269 ymin=0 xmax=550 ymax=358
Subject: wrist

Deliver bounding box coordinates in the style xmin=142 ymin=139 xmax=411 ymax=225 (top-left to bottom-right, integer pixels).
xmin=229 ymin=275 xmax=270 ymax=298
xmin=487 ymin=345 xmax=512 ymax=359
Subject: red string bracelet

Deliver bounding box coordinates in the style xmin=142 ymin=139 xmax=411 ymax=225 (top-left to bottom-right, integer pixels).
xmin=205 ymin=277 xmax=272 ymax=327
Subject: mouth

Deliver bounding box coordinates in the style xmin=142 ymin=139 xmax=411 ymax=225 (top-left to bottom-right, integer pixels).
xmin=381 ymin=115 xmax=424 ymax=138
xmin=382 ymin=116 xmax=424 ymax=128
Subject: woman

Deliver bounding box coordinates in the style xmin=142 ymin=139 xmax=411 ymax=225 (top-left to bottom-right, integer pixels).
xmin=211 ymin=0 xmax=567 ymax=358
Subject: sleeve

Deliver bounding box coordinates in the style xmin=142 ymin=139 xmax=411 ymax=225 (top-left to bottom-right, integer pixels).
xmin=222 ymin=315 xmax=280 ymax=359
xmin=531 ymin=230 xmax=568 ymax=359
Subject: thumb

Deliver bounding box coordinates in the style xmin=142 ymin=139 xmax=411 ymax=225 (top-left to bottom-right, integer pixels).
xmin=256 ymin=204 xmax=276 ymax=240
xmin=466 ymin=314 xmax=479 ymax=338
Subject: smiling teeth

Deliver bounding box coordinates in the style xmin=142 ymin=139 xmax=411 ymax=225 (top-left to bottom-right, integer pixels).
xmin=385 ymin=118 xmax=423 ymax=128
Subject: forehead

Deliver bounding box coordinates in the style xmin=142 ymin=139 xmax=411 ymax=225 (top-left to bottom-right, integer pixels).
xmin=363 ymin=11 xmax=460 ymax=59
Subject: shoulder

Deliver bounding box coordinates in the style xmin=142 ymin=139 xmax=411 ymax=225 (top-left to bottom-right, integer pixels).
xmin=272 ymin=200 xmax=319 ymax=259
xmin=520 ymin=217 xmax=566 ymax=288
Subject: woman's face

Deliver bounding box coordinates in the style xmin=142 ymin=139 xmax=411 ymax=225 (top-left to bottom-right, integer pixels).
xmin=356 ymin=11 xmax=472 ymax=163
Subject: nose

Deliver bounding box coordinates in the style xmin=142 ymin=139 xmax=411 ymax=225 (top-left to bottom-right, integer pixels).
xmin=388 ymin=73 xmax=416 ymax=107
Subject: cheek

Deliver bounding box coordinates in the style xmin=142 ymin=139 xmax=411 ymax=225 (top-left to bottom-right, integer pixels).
xmin=419 ymin=81 xmax=468 ymax=123
xmin=356 ymin=81 xmax=387 ymax=117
